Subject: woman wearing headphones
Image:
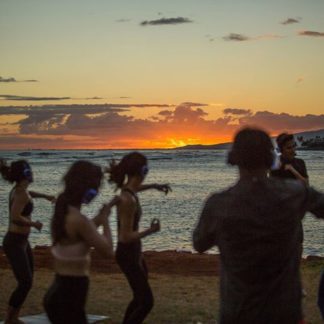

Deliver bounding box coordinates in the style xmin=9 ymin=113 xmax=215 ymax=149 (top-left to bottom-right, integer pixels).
xmin=107 ymin=152 xmax=170 ymax=324
xmin=43 ymin=160 xmax=116 ymax=324
xmin=0 ymin=159 xmax=55 ymax=324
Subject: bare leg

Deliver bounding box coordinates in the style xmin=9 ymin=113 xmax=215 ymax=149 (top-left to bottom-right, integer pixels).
xmin=4 ymin=306 xmax=25 ymax=324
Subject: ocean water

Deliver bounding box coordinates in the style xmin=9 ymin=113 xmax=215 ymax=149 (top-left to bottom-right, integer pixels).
xmin=0 ymin=149 xmax=324 ymax=256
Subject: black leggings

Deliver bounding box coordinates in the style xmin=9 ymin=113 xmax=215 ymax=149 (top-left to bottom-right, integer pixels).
xmin=116 ymin=242 xmax=154 ymax=324
xmin=2 ymin=232 xmax=34 ymax=308
xmin=43 ymin=274 xmax=89 ymax=324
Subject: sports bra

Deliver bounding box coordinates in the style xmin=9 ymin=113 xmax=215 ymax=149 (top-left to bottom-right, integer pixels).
xmin=9 ymin=188 xmax=34 ymax=221
xmin=118 ymin=188 xmax=142 ymax=232
xmin=51 ymin=241 xmax=91 ymax=276
xmin=51 ymin=241 xmax=90 ymax=262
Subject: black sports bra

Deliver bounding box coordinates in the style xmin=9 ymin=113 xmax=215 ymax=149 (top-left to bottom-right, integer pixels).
xmin=9 ymin=188 xmax=34 ymax=220
xmin=118 ymin=188 xmax=142 ymax=232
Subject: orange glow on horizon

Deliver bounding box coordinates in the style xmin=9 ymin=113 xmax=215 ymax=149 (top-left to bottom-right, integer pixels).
xmin=0 ymin=134 xmax=233 ymax=150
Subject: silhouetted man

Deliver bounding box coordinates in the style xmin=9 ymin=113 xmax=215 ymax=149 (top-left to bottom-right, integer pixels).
xmin=193 ymin=128 xmax=324 ymax=324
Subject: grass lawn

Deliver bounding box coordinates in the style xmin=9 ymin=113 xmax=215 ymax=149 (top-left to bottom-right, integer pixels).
xmin=0 ymin=259 xmax=324 ymax=323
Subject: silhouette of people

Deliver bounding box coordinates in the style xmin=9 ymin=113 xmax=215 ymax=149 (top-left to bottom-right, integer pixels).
xmin=0 ymin=159 xmax=55 ymax=324
xmin=271 ymin=132 xmax=309 ymax=297
xmin=318 ymin=271 xmax=324 ymax=320
xmin=271 ymin=133 xmax=308 ymax=185
xmin=106 ymin=152 xmax=170 ymax=324
xmin=43 ymin=160 xmax=115 ymax=324
xmin=193 ymin=128 xmax=324 ymax=324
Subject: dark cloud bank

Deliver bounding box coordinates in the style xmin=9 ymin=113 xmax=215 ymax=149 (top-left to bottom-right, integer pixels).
xmin=140 ymin=17 xmax=193 ymax=26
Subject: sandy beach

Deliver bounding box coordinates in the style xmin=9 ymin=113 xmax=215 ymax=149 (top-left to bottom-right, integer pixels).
xmin=1 ymin=246 xmax=324 ymax=323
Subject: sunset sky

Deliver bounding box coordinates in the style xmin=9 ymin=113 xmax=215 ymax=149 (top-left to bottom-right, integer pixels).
xmin=1 ymin=0 xmax=324 ymax=149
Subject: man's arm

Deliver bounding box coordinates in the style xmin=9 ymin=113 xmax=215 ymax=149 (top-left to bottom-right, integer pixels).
xmin=193 ymin=195 xmax=219 ymax=253
xmin=305 ymin=186 xmax=324 ymax=218
xmin=285 ymin=164 xmax=308 ymax=185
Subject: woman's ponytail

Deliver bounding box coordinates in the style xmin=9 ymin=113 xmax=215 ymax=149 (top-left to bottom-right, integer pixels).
xmin=107 ymin=159 xmax=126 ymax=189
xmin=0 ymin=160 xmax=13 ymax=183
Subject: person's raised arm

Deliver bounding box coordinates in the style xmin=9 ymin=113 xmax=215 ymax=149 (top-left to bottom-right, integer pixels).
xmin=29 ymin=191 xmax=56 ymax=203
xmin=138 ymin=183 xmax=171 ymax=194
xmin=304 ymin=186 xmax=324 ymax=218
xmin=92 ymin=195 xmax=120 ymax=228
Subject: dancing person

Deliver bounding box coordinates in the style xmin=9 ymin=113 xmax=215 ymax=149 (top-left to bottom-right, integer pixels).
xmin=193 ymin=128 xmax=324 ymax=324
xmin=271 ymin=132 xmax=308 ymax=185
xmin=107 ymin=152 xmax=170 ymax=324
xmin=318 ymin=271 xmax=324 ymax=320
xmin=271 ymin=132 xmax=309 ymax=297
xmin=0 ymin=159 xmax=55 ymax=324
xmin=43 ymin=160 xmax=115 ymax=324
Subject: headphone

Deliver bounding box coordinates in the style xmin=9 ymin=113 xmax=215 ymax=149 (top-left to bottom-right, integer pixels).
xmin=141 ymin=165 xmax=149 ymax=177
xmin=82 ymin=188 xmax=98 ymax=204
xmin=23 ymin=164 xmax=33 ymax=182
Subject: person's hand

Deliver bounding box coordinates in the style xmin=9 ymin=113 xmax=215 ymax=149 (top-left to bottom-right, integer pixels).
xmin=150 ymin=218 xmax=160 ymax=234
xmin=156 ymin=184 xmax=172 ymax=195
xmin=46 ymin=195 xmax=56 ymax=203
xmin=284 ymin=164 xmax=294 ymax=172
xmin=33 ymin=220 xmax=43 ymax=232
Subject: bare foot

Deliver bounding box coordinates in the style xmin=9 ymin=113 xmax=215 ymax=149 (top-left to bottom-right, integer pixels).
xmin=5 ymin=319 xmax=25 ymax=324
xmin=14 ymin=319 xmax=25 ymax=324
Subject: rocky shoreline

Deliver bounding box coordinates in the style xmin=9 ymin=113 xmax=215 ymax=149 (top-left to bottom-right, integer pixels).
xmin=0 ymin=246 xmax=220 ymax=276
xmin=1 ymin=246 xmax=322 ymax=277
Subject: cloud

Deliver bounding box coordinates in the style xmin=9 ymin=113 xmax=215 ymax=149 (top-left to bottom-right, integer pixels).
xmin=281 ymin=18 xmax=301 ymax=25
xmin=2 ymin=103 xmax=324 ymax=148
xmin=255 ymin=34 xmax=283 ymax=40
xmin=223 ymin=33 xmax=250 ymax=41
xmin=181 ymin=102 xmax=207 ymax=107
xmin=158 ymin=110 xmax=173 ymax=117
xmin=116 ymin=19 xmax=131 ymax=23
xmin=0 ymin=103 xmax=172 ymax=116
xmin=0 ymin=76 xmax=38 ymax=83
xmin=0 ymin=95 xmax=70 ymax=101
xmin=222 ymin=33 xmax=282 ymax=42
xmin=140 ymin=17 xmax=193 ymax=26
xmin=223 ymin=108 xmax=252 ymax=116
xmin=1 ymin=94 xmax=170 ymax=102
xmin=85 ymin=96 xmax=104 ymax=100
xmin=298 ymin=30 xmax=324 ymax=37
xmin=296 ymin=77 xmax=304 ymax=84
xmin=239 ymin=111 xmax=324 ymax=133
xmin=0 ymin=77 xmax=17 ymax=83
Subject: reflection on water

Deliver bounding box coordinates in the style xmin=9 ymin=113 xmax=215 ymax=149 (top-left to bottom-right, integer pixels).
xmin=0 ymin=149 xmax=323 ymax=256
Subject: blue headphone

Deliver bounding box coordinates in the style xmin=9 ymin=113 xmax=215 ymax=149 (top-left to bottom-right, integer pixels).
xmin=23 ymin=164 xmax=33 ymax=182
xmin=82 ymin=188 xmax=98 ymax=204
xmin=141 ymin=165 xmax=149 ymax=177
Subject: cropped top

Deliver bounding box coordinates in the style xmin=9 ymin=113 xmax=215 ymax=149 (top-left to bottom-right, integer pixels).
xmin=118 ymin=188 xmax=142 ymax=232
xmin=51 ymin=241 xmax=90 ymax=261
xmin=51 ymin=241 xmax=91 ymax=276
xmin=9 ymin=188 xmax=34 ymax=224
